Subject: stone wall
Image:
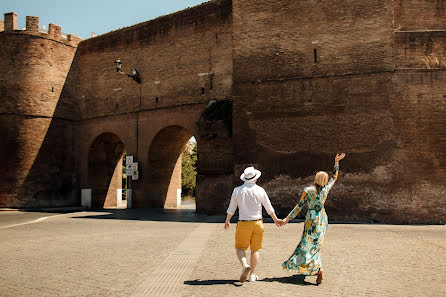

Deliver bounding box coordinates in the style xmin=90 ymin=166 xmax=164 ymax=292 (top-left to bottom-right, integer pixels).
xmin=232 ymin=0 xmax=445 ymax=223
xmin=76 ymin=0 xmax=234 ymax=212
xmin=0 ymin=23 xmax=80 ymax=208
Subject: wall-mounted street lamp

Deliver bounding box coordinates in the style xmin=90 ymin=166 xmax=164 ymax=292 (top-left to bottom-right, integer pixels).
xmin=115 ymin=58 xmax=141 ymax=84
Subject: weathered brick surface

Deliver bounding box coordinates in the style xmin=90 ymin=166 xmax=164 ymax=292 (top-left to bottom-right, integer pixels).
xmin=232 ymin=0 xmax=446 ymax=223
xmin=232 ymin=0 xmax=394 ymax=82
xmin=25 ymin=16 xmax=39 ymax=32
xmin=4 ymin=12 xmax=17 ymax=32
xmin=75 ymin=0 xmax=234 ymax=211
xmin=394 ymin=0 xmax=446 ymax=31
xmin=77 ymin=0 xmax=232 ymax=119
xmin=395 ymin=31 xmax=446 ymax=69
xmin=1 ymin=1 xmax=445 ymax=223
xmin=0 ymin=26 xmax=80 ymax=208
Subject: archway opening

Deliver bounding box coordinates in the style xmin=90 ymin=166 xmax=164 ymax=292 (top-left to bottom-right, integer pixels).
xmin=146 ymin=126 xmax=197 ymax=210
xmin=88 ymin=132 xmax=125 ymax=209
xmin=180 ymin=136 xmax=197 ymax=210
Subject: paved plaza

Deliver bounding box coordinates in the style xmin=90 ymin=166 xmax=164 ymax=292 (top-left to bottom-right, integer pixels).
xmin=0 ymin=208 xmax=445 ymax=297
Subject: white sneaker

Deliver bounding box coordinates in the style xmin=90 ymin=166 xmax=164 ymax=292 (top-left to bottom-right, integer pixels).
xmin=240 ymin=265 xmax=251 ymax=282
xmin=249 ymin=273 xmax=258 ymax=282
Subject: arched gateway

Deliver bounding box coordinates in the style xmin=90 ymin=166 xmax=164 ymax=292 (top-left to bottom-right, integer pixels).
xmin=145 ymin=126 xmax=194 ymax=209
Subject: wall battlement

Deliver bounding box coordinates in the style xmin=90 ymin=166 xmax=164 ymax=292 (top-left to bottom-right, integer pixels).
xmin=0 ymin=12 xmax=82 ymax=46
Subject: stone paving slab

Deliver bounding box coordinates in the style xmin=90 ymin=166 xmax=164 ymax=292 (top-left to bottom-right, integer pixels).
xmin=0 ymin=210 xmax=445 ymax=297
xmin=182 ymin=222 xmax=446 ymax=297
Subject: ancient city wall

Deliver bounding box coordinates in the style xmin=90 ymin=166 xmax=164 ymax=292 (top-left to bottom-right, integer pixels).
xmin=232 ymin=0 xmax=445 ymax=223
xmin=76 ymin=0 xmax=234 ymax=212
xmin=0 ymin=13 xmax=81 ymax=208
xmin=394 ymin=0 xmax=446 ymax=31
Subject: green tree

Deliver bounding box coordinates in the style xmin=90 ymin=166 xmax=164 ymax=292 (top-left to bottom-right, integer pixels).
xmin=181 ymin=144 xmax=197 ymax=197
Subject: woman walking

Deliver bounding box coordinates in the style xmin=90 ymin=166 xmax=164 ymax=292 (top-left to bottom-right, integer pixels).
xmin=282 ymin=153 xmax=345 ymax=284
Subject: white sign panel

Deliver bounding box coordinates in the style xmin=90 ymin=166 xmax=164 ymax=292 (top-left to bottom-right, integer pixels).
xmin=126 ymin=156 xmax=134 ymax=176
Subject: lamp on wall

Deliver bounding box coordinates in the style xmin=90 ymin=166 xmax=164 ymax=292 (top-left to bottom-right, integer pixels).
xmin=114 ymin=58 xmax=141 ymax=84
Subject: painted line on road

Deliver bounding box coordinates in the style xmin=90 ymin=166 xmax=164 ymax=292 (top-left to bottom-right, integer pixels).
xmin=131 ymin=223 xmax=216 ymax=297
xmin=0 ymin=215 xmax=57 ymax=229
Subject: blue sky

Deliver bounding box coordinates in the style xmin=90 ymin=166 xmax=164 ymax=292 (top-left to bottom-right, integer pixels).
xmin=1 ymin=0 xmax=208 ymax=39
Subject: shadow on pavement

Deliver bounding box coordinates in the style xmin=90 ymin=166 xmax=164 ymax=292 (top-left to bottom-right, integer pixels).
xmin=69 ymin=208 xmax=229 ymax=223
xmin=184 ymin=279 xmax=242 ymax=287
xmin=261 ymin=274 xmax=317 ymax=286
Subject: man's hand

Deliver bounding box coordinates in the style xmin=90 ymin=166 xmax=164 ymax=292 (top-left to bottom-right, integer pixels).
xmin=224 ymin=221 xmax=230 ymax=230
xmin=275 ymin=219 xmax=284 ymax=227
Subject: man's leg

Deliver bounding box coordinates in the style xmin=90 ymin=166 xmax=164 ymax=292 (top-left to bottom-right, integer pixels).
xmin=236 ymin=249 xmax=248 ymax=267
xmin=250 ymin=250 xmax=260 ymax=274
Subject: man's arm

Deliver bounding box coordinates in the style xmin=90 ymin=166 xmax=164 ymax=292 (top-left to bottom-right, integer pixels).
xmin=224 ymin=213 xmax=233 ymax=230
xmin=224 ymin=189 xmax=237 ymax=229
xmin=270 ymin=211 xmax=284 ymax=227
xmin=262 ymin=190 xmax=284 ymax=227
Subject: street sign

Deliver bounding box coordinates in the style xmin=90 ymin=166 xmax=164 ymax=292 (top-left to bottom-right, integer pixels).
xmin=131 ymin=162 xmax=138 ymax=180
xmin=126 ymin=156 xmax=134 ymax=176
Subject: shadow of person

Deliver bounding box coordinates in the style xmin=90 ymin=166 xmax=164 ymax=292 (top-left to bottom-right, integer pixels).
xmin=184 ymin=279 xmax=243 ymax=287
xmin=261 ymin=274 xmax=317 ymax=286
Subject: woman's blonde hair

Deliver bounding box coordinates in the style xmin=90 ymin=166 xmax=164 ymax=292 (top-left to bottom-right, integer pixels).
xmin=314 ymin=171 xmax=329 ymax=192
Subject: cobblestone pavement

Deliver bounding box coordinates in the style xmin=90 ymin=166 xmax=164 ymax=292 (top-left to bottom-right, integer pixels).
xmin=0 ymin=209 xmax=445 ymax=297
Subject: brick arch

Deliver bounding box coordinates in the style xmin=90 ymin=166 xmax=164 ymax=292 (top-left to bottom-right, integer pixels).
xmin=144 ymin=125 xmax=194 ymax=208
xmin=88 ymin=132 xmax=125 ymax=208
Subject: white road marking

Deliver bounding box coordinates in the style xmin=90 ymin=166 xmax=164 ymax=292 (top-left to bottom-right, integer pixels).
xmin=0 ymin=216 xmax=51 ymax=229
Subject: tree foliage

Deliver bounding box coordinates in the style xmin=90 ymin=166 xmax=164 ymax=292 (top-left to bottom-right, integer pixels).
xmin=181 ymin=144 xmax=197 ymax=196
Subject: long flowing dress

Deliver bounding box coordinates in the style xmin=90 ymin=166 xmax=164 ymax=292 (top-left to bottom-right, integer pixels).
xmin=282 ymin=161 xmax=339 ymax=275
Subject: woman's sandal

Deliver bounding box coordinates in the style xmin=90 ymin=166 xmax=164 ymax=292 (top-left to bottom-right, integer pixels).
xmin=316 ymin=270 xmax=324 ymax=285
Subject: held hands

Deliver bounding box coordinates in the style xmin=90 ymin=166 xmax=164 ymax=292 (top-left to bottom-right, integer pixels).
xmin=335 ymin=153 xmax=346 ymax=162
xmin=275 ymin=219 xmax=285 ymax=227
xmin=224 ymin=221 xmax=230 ymax=230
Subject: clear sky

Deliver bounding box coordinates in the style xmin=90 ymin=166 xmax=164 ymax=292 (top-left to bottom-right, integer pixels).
xmin=1 ymin=0 xmax=208 ymax=39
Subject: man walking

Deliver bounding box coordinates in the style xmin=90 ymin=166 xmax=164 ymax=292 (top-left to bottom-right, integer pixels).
xmin=224 ymin=166 xmax=284 ymax=283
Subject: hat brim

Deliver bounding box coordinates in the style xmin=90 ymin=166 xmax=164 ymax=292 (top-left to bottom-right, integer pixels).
xmin=240 ymin=170 xmax=261 ymax=182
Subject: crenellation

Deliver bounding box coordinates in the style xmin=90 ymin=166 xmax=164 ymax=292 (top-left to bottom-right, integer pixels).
xmin=0 ymin=1 xmax=444 ymax=223
xmin=26 ymin=16 xmax=39 ymax=32
xmin=4 ymin=12 xmax=17 ymax=31
xmin=48 ymin=23 xmax=61 ymax=39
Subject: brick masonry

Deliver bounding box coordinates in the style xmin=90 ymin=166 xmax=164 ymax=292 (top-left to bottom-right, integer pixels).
xmin=0 ymin=0 xmax=445 ymax=223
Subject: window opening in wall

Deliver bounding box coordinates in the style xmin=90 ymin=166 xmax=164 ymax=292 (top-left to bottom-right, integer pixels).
xmin=201 ymin=87 xmax=205 ymax=95
xmin=314 ymin=48 xmax=317 ymax=63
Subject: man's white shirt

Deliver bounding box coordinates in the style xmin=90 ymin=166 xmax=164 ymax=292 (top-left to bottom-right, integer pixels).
xmin=226 ymin=181 xmax=275 ymax=221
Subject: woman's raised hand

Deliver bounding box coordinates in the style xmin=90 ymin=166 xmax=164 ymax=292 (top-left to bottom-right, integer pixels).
xmin=335 ymin=153 xmax=346 ymax=162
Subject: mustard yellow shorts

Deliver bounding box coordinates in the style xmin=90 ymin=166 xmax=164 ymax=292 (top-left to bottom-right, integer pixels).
xmin=235 ymin=220 xmax=264 ymax=251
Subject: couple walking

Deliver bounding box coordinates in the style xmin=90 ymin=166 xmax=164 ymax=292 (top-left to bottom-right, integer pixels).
xmin=224 ymin=153 xmax=346 ymax=284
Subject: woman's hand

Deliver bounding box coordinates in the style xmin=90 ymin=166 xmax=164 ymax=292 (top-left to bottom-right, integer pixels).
xmin=283 ymin=217 xmax=290 ymax=225
xmin=335 ymin=153 xmax=346 ymax=162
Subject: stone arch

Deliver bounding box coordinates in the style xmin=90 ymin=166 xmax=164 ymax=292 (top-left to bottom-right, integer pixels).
xmin=145 ymin=125 xmax=195 ymax=209
xmin=88 ymin=132 xmax=125 ymax=208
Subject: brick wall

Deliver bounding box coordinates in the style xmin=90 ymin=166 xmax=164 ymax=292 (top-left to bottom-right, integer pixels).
xmin=77 ymin=0 xmax=232 ymax=119
xmin=76 ymin=0 xmax=234 ymax=212
xmin=232 ymin=0 xmax=445 ymax=223
xmin=0 ymin=31 xmax=79 ymax=208
xmin=233 ymin=0 xmax=394 ymax=82
xmin=394 ymin=0 xmax=446 ymax=31
xmin=395 ymin=32 xmax=446 ymax=69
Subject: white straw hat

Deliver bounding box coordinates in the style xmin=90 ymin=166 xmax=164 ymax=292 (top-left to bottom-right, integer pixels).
xmin=240 ymin=166 xmax=262 ymax=182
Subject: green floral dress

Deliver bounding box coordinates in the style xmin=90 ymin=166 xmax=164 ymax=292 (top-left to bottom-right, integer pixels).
xmin=282 ymin=162 xmax=339 ymax=275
